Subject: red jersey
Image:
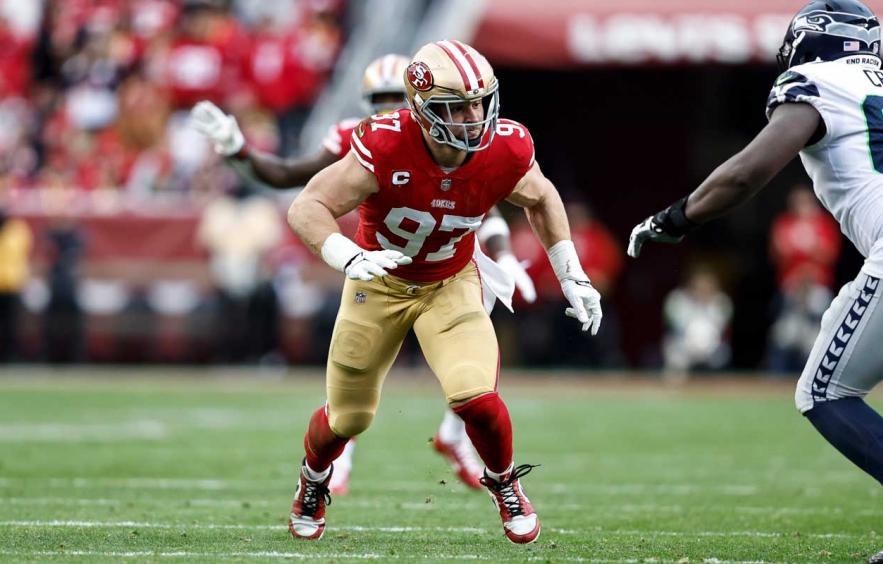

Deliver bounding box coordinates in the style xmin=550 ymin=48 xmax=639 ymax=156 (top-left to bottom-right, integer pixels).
xmin=244 ymin=33 xmax=301 ymax=112
xmin=321 ymin=118 xmax=361 ymax=160
xmin=349 ymin=110 xmax=535 ymax=282
xmin=770 ymin=211 xmax=841 ymax=289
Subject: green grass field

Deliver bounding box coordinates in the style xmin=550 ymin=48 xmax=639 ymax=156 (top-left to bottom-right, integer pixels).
xmin=0 ymin=367 xmax=881 ymax=563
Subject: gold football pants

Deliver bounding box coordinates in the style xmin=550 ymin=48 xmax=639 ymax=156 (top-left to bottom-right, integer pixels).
xmin=325 ymin=262 xmax=499 ymax=438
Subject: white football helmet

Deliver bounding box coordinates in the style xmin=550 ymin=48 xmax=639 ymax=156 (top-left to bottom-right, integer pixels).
xmin=361 ymin=54 xmax=410 ymax=115
xmin=405 ymin=40 xmax=499 ymax=152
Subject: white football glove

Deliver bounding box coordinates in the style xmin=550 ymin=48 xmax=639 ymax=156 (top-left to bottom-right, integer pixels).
xmin=322 ymin=233 xmax=413 ymax=281
xmin=344 ymin=250 xmax=413 ymax=281
xmin=495 ymin=252 xmax=536 ymax=303
xmin=561 ymin=278 xmax=602 ymax=334
xmin=547 ymin=240 xmax=603 ymax=334
xmin=190 ymin=100 xmax=245 ymax=157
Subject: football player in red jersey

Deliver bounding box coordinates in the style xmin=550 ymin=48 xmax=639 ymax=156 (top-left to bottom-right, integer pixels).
xmin=191 ymin=54 xmax=537 ymax=496
xmin=280 ymin=40 xmax=602 ymax=544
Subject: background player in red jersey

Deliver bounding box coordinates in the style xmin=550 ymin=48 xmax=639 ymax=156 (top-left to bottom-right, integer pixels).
xmin=190 ymin=54 xmax=536 ymax=496
xmin=279 ymin=40 xmax=601 ymax=544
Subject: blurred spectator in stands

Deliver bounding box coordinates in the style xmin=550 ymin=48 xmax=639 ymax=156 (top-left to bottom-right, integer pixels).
xmin=152 ymin=0 xmax=244 ymax=188
xmin=766 ymin=184 xmax=841 ymax=373
xmin=242 ymin=3 xmax=341 ymax=155
xmin=129 ymin=0 xmax=179 ymax=44
xmin=59 ymin=15 xmax=132 ymax=130
xmin=242 ymin=15 xmax=306 ymax=156
xmin=770 ymin=184 xmax=840 ymax=290
xmin=43 ymin=217 xmax=85 ymax=363
xmin=663 ymin=267 xmax=732 ymax=375
xmin=160 ymin=0 xmax=248 ymax=110
xmin=5 ymin=0 xmax=345 ymax=196
xmin=118 ymin=71 xmax=174 ymax=196
xmin=509 ymin=201 xmax=624 ymax=366
xmin=767 ymin=272 xmax=831 ymax=373
xmin=0 ymin=206 xmax=33 ymax=361
xmin=281 ymin=2 xmax=342 ymax=154
xmin=0 ymin=5 xmax=40 ymax=191
xmin=197 ymin=183 xmax=283 ymax=362
xmin=0 ymin=15 xmax=34 ymax=99
xmin=0 ymin=0 xmax=43 ymax=43
xmin=0 ymin=98 xmax=40 ymax=191
xmin=30 ymin=3 xmax=139 ymax=192
xmin=566 ymin=201 xmax=623 ymax=296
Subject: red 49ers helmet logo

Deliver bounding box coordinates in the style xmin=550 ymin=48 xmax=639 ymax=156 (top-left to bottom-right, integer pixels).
xmin=407 ymin=61 xmax=433 ymax=92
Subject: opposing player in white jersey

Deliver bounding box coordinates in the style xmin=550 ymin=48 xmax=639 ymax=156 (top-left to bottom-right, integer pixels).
xmin=629 ymin=3 xmax=883 ymax=559
xmin=190 ymin=54 xmax=537 ymax=495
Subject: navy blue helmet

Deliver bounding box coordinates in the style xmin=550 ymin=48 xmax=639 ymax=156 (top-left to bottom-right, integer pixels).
xmin=778 ymin=0 xmax=881 ymax=71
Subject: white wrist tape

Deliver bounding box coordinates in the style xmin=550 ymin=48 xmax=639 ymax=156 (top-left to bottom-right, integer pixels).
xmin=547 ymin=240 xmax=588 ymax=281
xmin=320 ymin=232 xmax=364 ymax=272
xmin=477 ymin=215 xmax=510 ymax=245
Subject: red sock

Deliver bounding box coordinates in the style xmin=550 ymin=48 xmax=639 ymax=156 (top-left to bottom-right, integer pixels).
xmin=453 ymin=392 xmax=513 ymax=474
xmin=303 ymin=405 xmax=349 ymax=472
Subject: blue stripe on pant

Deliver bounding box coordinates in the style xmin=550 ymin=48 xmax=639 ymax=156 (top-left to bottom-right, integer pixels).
xmin=810 ymin=276 xmax=880 ymax=403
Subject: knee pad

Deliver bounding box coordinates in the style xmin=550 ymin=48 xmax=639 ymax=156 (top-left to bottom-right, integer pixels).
xmin=328 ymin=408 xmax=375 ymax=438
xmin=442 ymin=362 xmax=496 ymax=403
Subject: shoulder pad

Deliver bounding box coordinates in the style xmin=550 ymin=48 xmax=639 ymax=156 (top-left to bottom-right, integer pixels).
xmin=774 ymin=69 xmax=815 ymax=88
xmin=349 ymin=111 xmax=409 ymax=174
xmin=494 ymin=119 xmax=535 ymax=171
xmin=766 ymin=69 xmax=821 ymax=120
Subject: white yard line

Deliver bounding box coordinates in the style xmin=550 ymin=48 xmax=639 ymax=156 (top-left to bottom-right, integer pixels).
xmin=0 ymin=476 xmax=773 ymax=495
xmin=0 ymin=420 xmax=168 ymax=441
xmin=0 ymin=477 xmax=232 ymax=490
xmin=0 ymin=497 xmax=267 ymax=508
xmin=0 ymin=550 xmax=390 ymax=560
xmin=0 ymin=520 xmax=866 ymax=539
xmin=3 ymin=497 xmax=881 ymax=517
xmin=0 ymin=520 xmax=486 ymax=533
xmin=558 ymin=529 xmax=856 ymax=539
xmin=0 ymin=550 xmax=772 ymax=563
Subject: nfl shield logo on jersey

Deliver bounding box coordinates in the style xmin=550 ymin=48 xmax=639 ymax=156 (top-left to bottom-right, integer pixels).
xmin=440 ymin=178 xmax=452 ymax=191
xmin=355 ymin=291 xmax=367 ymax=304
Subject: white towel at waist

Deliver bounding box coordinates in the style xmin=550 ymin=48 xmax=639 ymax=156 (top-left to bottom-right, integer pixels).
xmin=472 ymin=245 xmax=515 ymax=314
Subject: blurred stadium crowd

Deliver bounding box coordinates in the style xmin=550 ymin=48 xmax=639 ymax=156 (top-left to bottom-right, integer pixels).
xmin=0 ymin=0 xmax=343 ymax=196
xmin=0 ymin=0 xmax=853 ymax=374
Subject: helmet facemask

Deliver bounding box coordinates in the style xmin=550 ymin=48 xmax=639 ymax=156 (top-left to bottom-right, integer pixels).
xmin=776 ymin=34 xmax=795 ymax=71
xmin=413 ymin=81 xmax=500 ymax=153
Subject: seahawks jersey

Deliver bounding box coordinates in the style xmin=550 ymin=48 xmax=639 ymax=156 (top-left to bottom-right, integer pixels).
xmin=767 ymin=56 xmax=883 ymax=276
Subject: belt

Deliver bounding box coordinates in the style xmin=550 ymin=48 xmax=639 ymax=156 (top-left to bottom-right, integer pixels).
xmin=381 ymin=274 xmax=449 ymax=296
xmin=379 ymin=262 xmax=475 ymax=296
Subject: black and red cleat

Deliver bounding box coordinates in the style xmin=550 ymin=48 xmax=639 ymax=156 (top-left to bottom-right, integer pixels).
xmin=480 ymin=463 xmax=541 ymax=544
